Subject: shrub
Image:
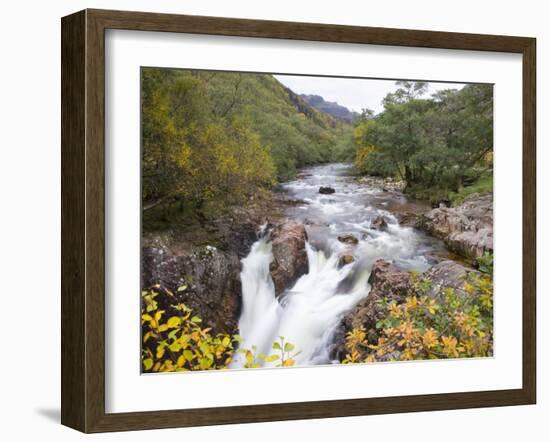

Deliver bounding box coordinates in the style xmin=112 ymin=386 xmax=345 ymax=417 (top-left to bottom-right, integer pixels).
xmin=343 ymin=258 xmax=493 ymax=363
xmin=141 ymin=286 xmax=300 ymax=372
xmin=141 ymin=288 xmax=235 ymax=372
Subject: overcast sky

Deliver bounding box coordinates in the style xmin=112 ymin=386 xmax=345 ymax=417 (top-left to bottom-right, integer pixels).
xmin=274 ymin=74 xmax=467 ymax=114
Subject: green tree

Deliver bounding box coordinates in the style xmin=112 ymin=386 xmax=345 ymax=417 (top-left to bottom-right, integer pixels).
xmin=354 ymin=82 xmax=493 ymax=202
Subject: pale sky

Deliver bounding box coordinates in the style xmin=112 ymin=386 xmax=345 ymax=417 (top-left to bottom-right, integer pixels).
xmin=274 ymin=74 xmax=467 ymax=114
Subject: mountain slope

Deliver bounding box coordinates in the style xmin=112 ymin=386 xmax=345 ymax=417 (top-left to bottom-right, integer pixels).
xmin=202 ymin=72 xmax=346 ymax=179
xmin=142 ymin=68 xmax=353 ymax=216
xmin=300 ymin=94 xmax=358 ymax=122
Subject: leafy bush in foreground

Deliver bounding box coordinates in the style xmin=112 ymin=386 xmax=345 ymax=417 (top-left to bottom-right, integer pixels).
xmin=141 ymin=286 xmax=299 ymax=372
xmin=344 ymin=256 xmax=493 ymax=363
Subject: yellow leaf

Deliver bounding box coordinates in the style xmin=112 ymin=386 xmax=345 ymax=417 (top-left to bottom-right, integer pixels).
xmin=282 ymin=359 xmax=295 ymax=367
xmin=264 ymin=354 xmax=279 ymax=363
xmin=169 ymin=341 xmax=181 ymax=352
xmin=167 ymin=316 xmax=182 ymax=328
xmin=177 ymin=355 xmax=186 ymax=367
xmin=155 ymin=310 xmax=165 ymax=321
xmin=142 ymin=358 xmax=154 ymax=371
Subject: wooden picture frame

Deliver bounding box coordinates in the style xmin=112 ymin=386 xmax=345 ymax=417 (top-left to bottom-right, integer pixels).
xmin=61 ymin=8 xmax=536 ymax=433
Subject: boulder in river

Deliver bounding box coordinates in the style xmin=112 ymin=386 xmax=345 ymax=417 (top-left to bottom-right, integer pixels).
xmin=337 ymin=234 xmax=359 ymax=245
xmin=339 ymin=254 xmax=355 ymax=266
xmin=270 ymin=221 xmax=309 ymax=297
xmin=319 ymin=186 xmax=336 ymax=194
xmin=370 ymin=215 xmax=388 ymax=231
xmin=419 ymin=193 xmax=493 ymax=259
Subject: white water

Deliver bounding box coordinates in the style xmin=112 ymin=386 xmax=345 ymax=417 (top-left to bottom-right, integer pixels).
xmin=233 ymin=163 xmax=449 ymax=368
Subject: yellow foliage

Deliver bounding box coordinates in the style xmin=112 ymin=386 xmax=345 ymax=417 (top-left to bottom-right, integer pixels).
xmin=354 ymin=145 xmax=379 ymax=171
xmin=343 ymin=269 xmax=493 ymax=364
xmin=141 ymin=287 xmax=300 ymax=372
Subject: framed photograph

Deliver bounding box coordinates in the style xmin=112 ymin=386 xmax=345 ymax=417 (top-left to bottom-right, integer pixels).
xmin=61 ymin=9 xmax=536 ymax=433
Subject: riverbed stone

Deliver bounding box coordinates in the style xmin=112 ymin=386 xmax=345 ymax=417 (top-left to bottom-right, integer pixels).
xmin=269 ymin=221 xmax=309 ymax=297
xmin=337 ymin=234 xmax=359 ymax=245
xmin=371 ymin=215 xmax=388 ymax=231
xmin=319 ymin=186 xmax=336 ymax=194
xmin=340 ymin=254 xmax=355 ymax=265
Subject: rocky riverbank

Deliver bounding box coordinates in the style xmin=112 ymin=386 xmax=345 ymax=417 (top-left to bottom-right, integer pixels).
xmin=406 ymin=192 xmax=493 ymax=261
xmin=420 ymin=193 xmax=493 ymax=260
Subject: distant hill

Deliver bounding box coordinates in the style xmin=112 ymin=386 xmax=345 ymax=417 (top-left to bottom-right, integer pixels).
xmin=300 ymin=94 xmax=358 ymax=122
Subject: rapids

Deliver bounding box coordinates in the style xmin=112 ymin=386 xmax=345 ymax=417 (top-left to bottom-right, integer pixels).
xmin=234 ymin=163 xmax=449 ymax=367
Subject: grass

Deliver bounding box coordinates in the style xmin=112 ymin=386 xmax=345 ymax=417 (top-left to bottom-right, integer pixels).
xmin=449 ymin=173 xmax=493 ymax=206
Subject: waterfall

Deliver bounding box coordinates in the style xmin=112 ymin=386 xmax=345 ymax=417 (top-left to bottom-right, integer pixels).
xmin=234 ymin=237 xmax=370 ymax=368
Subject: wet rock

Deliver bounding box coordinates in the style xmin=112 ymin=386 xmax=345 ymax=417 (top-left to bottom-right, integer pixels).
xmin=141 ymin=244 xmax=242 ymax=335
xmin=370 ymin=215 xmax=388 ymax=231
xmin=337 ymin=234 xmax=359 ymax=245
xmin=270 ymin=221 xmax=309 ymax=297
xmin=319 ymin=186 xmax=336 ymax=194
xmin=419 ymin=193 xmax=493 ymax=259
xmin=340 ymin=254 xmax=355 ymax=266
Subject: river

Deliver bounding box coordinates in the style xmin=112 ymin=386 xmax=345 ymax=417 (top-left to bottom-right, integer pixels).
xmin=235 ymin=163 xmax=451 ymax=367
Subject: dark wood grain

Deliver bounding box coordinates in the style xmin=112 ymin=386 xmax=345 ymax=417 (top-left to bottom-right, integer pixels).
xmin=61 ymin=10 xmax=86 ymax=431
xmin=90 ymin=8 xmax=533 ymax=53
xmin=522 ymin=38 xmax=537 ymax=403
xmin=61 ymin=9 xmax=537 ymax=433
